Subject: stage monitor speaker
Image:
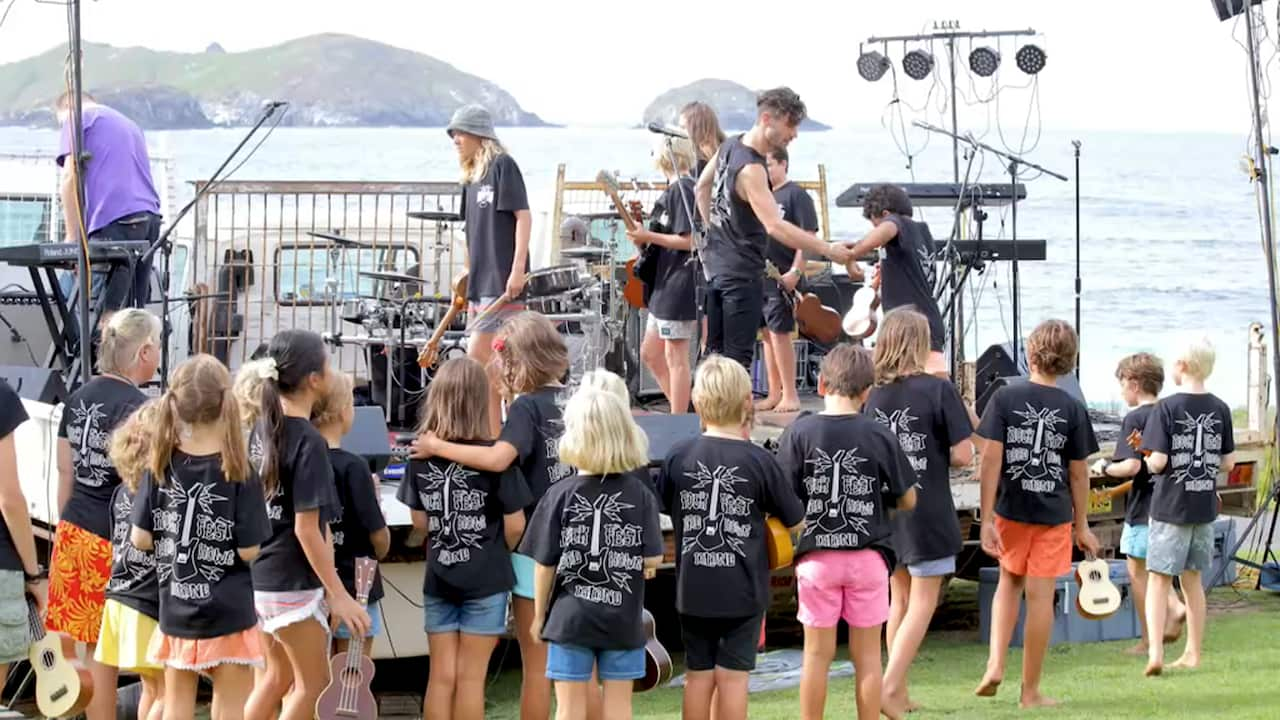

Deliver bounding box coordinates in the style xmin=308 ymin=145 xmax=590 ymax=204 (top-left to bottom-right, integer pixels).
xmin=341 ymin=405 xmax=392 ymax=473
xmin=1212 ymin=0 xmax=1264 ymax=22
xmin=633 ymin=413 xmax=702 ymax=467
xmin=631 ymin=309 xmax=699 ymax=401
xmin=974 ymin=341 xmax=1086 ymax=416
xmin=0 ymin=365 xmax=67 ymax=405
xmin=976 ymin=373 xmax=1087 ymax=417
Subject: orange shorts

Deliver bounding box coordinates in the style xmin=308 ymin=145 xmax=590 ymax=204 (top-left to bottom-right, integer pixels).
xmin=148 ymin=626 xmax=264 ymax=672
xmin=995 ymin=515 xmax=1072 ymax=578
xmin=46 ymin=520 xmax=112 ymax=644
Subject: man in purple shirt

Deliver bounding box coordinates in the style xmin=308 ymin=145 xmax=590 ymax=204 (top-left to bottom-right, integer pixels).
xmin=57 ymin=92 xmax=161 ymax=310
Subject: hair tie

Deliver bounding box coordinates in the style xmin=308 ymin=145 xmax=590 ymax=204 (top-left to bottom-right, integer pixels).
xmin=256 ymin=358 xmax=279 ymax=381
xmin=492 ymin=338 xmax=506 ymax=352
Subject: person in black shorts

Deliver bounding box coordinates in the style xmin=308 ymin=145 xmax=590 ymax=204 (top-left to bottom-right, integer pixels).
xmin=695 ymin=88 xmax=854 ymax=370
xmin=758 ymin=147 xmax=819 ymax=413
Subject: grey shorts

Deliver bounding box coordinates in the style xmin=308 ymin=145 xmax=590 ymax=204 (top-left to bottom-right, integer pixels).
xmin=646 ymin=313 xmax=697 ymax=341
xmin=906 ymin=555 xmax=957 ymax=578
xmin=470 ymin=297 xmax=525 ymax=334
xmin=0 ymin=570 xmax=29 ymax=663
xmin=1146 ymin=519 xmax=1214 ymax=577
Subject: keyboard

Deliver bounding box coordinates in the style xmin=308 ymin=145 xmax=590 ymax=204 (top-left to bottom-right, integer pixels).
xmin=934 ymin=239 xmax=1046 ymax=262
xmin=0 ymin=241 xmax=151 ymax=268
xmin=835 ymin=182 xmax=1027 ymax=209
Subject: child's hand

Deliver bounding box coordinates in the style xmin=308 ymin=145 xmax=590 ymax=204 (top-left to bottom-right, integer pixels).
xmin=329 ymin=590 xmax=372 ymax=638
xmin=529 ymin=615 xmax=545 ymax=643
xmin=410 ymin=432 xmax=438 ymax=460
xmin=980 ymin=520 xmax=1003 ymax=558
xmin=1090 ymin=458 xmax=1108 ymax=477
xmin=1075 ymin=525 xmax=1102 ymax=557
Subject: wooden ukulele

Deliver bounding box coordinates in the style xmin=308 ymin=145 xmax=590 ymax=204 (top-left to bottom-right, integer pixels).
xmin=763 ymin=261 xmax=842 ymax=345
xmin=1075 ymin=555 xmax=1122 ymax=620
xmin=28 ymin=596 xmax=93 ymax=718
xmin=597 ymin=170 xmax=650 ymax=309
xmin=418 ymin=271 xmax=468 ymax=368
xmin=765 ymin=516 xmax=794 ymax=570
xmin=316 ymin=558 xmax=379 ymax=720
xmin=842 ymin=263 xmax=882 ymax=342
xmin=635 ymin=608 xmax=673 ymax=692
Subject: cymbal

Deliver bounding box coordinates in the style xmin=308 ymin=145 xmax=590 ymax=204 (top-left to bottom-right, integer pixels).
xmin=578 ymin=212 xmax=624 ymax=221
xmin=561 ymin=246 xmax=612 ymax=260
xmin=407 ymin=210 xmax=463 ymax=223
xmin=306 ymin=230 xmax=372 ymax=247
xmin=359 ymin=270 xmax=425 ymax=285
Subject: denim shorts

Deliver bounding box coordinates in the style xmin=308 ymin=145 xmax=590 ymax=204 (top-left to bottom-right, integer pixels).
xmin=424 ymin=592 xmax=509 ymax=635
xmin=1121 ymin=522 xmax=1150 ymax=560
xmin=1146 ymin=519 xmax=1213 ymax=577
xmin=546 ymin=642 xmax=645 ymax=682
xmin=906 ymin=554 xmax=957 ymax=578
xmin=470 ymin=297 xmax=525 ymax=334
xmin=511 ymin=553 xmax=536 ymax=600
xmin=333 ymin=601 xmax=384 ymax=640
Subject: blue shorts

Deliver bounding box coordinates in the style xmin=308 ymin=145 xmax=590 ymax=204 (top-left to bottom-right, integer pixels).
xmin=1121 ymin=522 xmax=1150 ymax=560
xmin=333 ymin=601 xmax=384 ymax=640
xmin=511 ymin=553 xmax=536 ymax=600
xmin=1146 ymin=519 xmax=1214 ymax=577
xmin=546 ymin=643 xmax=645 ymax=682
xmin=424 ymin=592 xmax=509 ymax=636
xmin=907 ymin=555 xmax=957 ymax=578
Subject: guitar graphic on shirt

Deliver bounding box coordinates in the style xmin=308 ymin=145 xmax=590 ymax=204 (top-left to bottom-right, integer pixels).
xmin=580 ymin=495 xmax=612 ymax=586
xmin=566 ymin=492 xmax=635 ymax=590
xmin=683 ymin=463 xmax=751 ymax=557
xmin=440 ymin=469 xmax=454 ymax=540
xmin=805 ymin=449 xmax=872 ymax=536
xmin=1175 ymin=412 xmax=1222 ymax=483
xmin=1011 ymin=404 xmax=1067 ymax=482
xmin=164 ymin=479 xmax=228 ymax=583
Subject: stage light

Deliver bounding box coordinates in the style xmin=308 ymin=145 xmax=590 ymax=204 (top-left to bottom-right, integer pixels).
xmin=969 ymin=46 xmax=1001 ymax=77
xmin=857 ymin=50 xmax=890 ymax=82
xmin=902 ymin=49 xmax=934 ymax=80
xmin=1016 ymin=44 xmax=1046 ymax=74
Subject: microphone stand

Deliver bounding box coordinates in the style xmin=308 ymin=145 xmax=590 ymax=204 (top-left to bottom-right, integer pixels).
xmin=1072 ymin=140 xmax=1082 ymax=377
xmin=143 ymin=102 xmax=287 ymax=388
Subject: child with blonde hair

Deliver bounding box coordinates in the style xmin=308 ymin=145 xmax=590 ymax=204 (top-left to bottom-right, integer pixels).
xmin=1140 ymin=337 xmax=1235 ymax=676
xmin=399 ymin=357 xmax=530 ymax=720
xmin=658 ymin=355 xmax=806 ymax=720
xmin=864 ymin=309 xmax=973 ymax=717
xmin=522 ymin=385 xmax=663 ymax=720
xmin=129 ymin=355 xmax=272 ymax=720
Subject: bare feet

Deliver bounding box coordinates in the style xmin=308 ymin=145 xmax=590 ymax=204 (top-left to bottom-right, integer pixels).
xmin=773 ymin=398 xmax=801 ymax=413
xmin=1163 ymin=609 xmax=1186 ymax=643
xmin=881 ymin=687 xmax=912 ymax=719
xmin=1124 ymin=641 xmax=1149 ymax=656
xmin=1019 ymin=690 xmax=1060 ymax=709
xmin=1144 ymin=660 xmax=1163 ymax=677
xmin=755 ymin=396 xmax=780 ymax=412
xmin=906 ymin=698 xmax=923 ymax=712
xmin=974 ymin=673 xmax=1002 ymax=697
xmin=1168 ymin=654 xmax=1200 ymax=670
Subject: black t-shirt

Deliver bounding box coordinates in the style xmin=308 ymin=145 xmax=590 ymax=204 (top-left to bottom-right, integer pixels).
xmin=706 ymin=135 xmax=769 ymax=280
xmin=132 ymin=454 xmax=272 ymax=638
xmin=646 ymin=177 xmax=698 ymax=322
xmin=463 ymin=153 xmax=530 ymax=302
xmin=976 ymin=382 xmax=1098 ymax=526
xmin=329 ymin=449 xmax=387 ymax=604
xmin=865 ymin=375 xmax=974 ymax=564
xmin=58 ymin=376 xmax=147 ymax=538
xmin=251 ymin=417 xmax=339 ymax=591
xmin=776 ymin=414 xmax=914 ymax=568
xmin=1143 ymin=392 xmax=1234 ymax=525
xmin=765 ymin=183 xmax=819 ymax=275
xmin=0 ymin=381 xmax=28 ymax=572
xmin=106 ymin=484 xmax=159 ymax=619
xmin=398 ymin=447 xmax=532 ymax=602
xmin=657 ymin=436 xmax=805 ymax=618
xmin=1113 ymin=404 xmax=1157 ymax=526
xmin=880 ymin=215 xmax=946 ymax=349
xmin=498 ymin=385 xmax=574 ymax=509
xmin=520 ymin=472 xmax=663 ymax=650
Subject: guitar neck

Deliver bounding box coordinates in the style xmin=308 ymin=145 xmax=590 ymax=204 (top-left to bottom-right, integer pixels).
xmin=603 ymin=190 xmax=637 ymax=232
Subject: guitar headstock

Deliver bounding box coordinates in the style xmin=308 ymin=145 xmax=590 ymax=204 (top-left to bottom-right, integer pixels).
xmin=1126 ymin=428 xmax=1152 ymax=456
xmin=763 ymin=260 xmax=784 ymax=282
xmin=627 ymin=200 xmax=644 ymax=225
xmin=597 ymin=170 xmax=621 ymax=197
xmin=354 ymin=557 xmax=377 ymax=605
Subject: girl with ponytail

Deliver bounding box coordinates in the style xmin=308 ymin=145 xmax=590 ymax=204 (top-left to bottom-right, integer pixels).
xmin=244 ymin=330 xmax=370 ymax=720
xmin=128 ymin=354 xmax=272 ymax=720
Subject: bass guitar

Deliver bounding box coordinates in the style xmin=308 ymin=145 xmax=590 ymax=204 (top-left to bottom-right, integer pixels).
xmin=763 ymin=261 xmax=842 ymax=345
xmin=842 ymin=262 xmax=882 ymax=343
xmin=316 ymin=558 xmax=379 ymax=720
xmin=597 ymin=170 xmax=652 ymax=309
xmin=28 ymin=596 xmax=93 ymax=718
xmin=635 ymin=608 xmax=673 ymax=692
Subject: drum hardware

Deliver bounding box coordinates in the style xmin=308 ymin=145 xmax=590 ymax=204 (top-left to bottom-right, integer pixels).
xmin=561 ymin=246 xmax=612 ymax=261
xmin=407 ymin=210 xmax=464 ymax=223
xmin=306 ymin=230 xmax=372 ymax=248
xmin=359 ymin=270 xmax=426 ymax=285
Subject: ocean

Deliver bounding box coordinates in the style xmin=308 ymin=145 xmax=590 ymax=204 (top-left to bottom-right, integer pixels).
xmin=1 ymin=124 xmax=1275 ymax=412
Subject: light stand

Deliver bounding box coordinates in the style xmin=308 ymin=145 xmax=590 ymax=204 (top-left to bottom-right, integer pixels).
xmin=1073 ymin=140 xmax=1082 ymax=376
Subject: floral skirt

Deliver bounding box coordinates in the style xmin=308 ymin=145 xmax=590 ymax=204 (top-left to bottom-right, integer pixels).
xmin=46 ymin=520 xmax=112 ymax=644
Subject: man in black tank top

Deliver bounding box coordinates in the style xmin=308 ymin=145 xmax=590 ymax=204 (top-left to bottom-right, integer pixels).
xmin=694 ymin=88 xmax=854 ymax=369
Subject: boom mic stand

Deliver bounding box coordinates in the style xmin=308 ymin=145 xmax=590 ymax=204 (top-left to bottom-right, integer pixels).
xmin=142 ymin=101 xmax=288 ymax=388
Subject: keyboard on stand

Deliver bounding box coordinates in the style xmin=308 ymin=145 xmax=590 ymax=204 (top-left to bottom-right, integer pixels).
xmin=835 ymin=182 xmax=1027 ymax=209
xmin=0 ymin=241 xmax=151 ymax=268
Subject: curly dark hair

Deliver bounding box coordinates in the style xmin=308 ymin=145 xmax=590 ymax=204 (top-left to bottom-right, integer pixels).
xmin=1027 ymin=319 xmax=1078 ymax=378
xmin=862 ymin=184 xmax=914 ymax=219
xmin=757 ymin=87 xmax=807 ymax=126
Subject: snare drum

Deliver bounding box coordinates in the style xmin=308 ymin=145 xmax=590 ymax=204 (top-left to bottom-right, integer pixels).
xmin=525 ymin=265 xmax=584 ymax=297
xmin=342 ymin=298 xmax=379 ymax=324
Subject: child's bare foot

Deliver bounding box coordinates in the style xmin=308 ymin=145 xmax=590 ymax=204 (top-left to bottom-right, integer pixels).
xmin=1124 ymin=641 xmax=1149 ymax=656
xmin=906 ymin=698 xmax=923 ymax=712
xmin=755 ymin=396 xmax=780 ymax=411
xmin=974 ymin=673 xmax=1002 ymax=697
xmin=1144 ymin=660 xmax=1163 ymax=677
xmin=1163 ymin=610 xmax=1186 ymax=642
xmin=880 ymin=694 xmax=907 ymax=720
xmin=1169 ymin=654 xmax=1200 ymax=670
xmin=1019 ymin=690 xmax=1060 ymax=709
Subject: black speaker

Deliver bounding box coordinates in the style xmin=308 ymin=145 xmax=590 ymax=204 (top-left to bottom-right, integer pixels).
xmin=804 ymin=272 xmax=858 ymax=318
xmin=0 ymin=366 xmax=67 ymax=405
xmin=976 ymin=372 xmax=1087 ymax=417
xmin=975 ymin=342 xmax=1026 ymax=404
xmin=341 ymin=405 xmax=392 ymax=474
xmin=1212 ymin=0 xmax=1263 ymax=22
xmin=633 ymin=413 xmax=702 ymax=466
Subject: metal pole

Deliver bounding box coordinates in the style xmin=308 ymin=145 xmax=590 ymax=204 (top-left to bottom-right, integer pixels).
xmin=948 ymin=36 xmax=960 ymax=183
xmin=68 ymin=0 xmax=91 ymax=386
xmin=1073 ymin=140 xmax=1081 ymax=377
xmin=1243 ymin=6 xmax=1280 ymax=444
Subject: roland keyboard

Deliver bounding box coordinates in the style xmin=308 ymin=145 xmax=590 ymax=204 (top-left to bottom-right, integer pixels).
xmin=836 ymin=182 xmax=1027 ymax=209
xmin=934 ymin=239 xmax=1046 ymax=262
xmin=0 ymin=241 xmax=151 ymax=268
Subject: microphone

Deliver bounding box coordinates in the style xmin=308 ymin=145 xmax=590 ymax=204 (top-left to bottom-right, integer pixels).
xmin=261 ymin=100 xmax=289 ymax=114
xmin=647 ymin=121 xmax=688 ymax=139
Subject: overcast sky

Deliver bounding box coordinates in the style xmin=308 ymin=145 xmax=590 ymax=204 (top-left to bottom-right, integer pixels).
xmin=0 ymin=0 xmax=1270 ymax=133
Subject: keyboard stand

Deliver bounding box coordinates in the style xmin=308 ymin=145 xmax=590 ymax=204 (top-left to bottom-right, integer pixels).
xmin=29 ymin=262 xmax=128 ymax=392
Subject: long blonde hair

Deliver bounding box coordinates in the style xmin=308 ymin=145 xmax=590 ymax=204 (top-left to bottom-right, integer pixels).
xmin=149 ymin=355 xmax=249 ymax=484
xmin=558 ymin=388 xmax=648 ymax=475
xmin=460 ymin=138 xmax=509 ymax=184
xmin=874 ymin=308 xmax=930 ymax=385
xmin=418 ymin=357 xmax=491 ymax=443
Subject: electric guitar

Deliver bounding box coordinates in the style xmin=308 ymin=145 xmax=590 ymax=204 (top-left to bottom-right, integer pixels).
xmin=316 ymin=558 xmax=379 ymax=720
xmin=1075 ymin=555 xmax=1122 ymax=620
xmin=597 ymin=170 xmax=652 ymax=309
xmin=28 ymin=596 xmax=93 ymax=718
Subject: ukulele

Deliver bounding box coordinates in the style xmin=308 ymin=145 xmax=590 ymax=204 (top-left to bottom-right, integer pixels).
xmin=597 ymin=170 xmax=651 ymax=309
xmin=635 ymin=608 xmax=673 ymax=692
xmin=417 ymin=271 xmax=468 ymax=368
xmin=763 ymin=261 xmax=842 ymax=345
xmin=28 ymin=595 xmax=94 ymax=718
xmin=842 ymin=263 xmax=882 ymax=342
xmin=765 ymin=516 xmax=794 ymax=570
xmin=316 ymin=558 xmax=379 ymax=720
xmin=1075 ymin=555 xmax=1122 ymax=619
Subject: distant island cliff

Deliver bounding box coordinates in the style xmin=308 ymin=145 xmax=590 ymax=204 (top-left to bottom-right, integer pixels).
xmin=0 ymin=33 xmax=548 ymax=130
xmin=642 ymin=78 xmax=829 ymax=131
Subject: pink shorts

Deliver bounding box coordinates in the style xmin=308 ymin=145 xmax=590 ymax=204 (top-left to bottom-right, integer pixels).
xmin=795 ymin=549 xmax=890 ymax=629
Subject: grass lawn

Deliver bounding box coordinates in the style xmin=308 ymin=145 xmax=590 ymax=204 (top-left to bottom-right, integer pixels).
xmin=475 ymin=587 xmax=1280 ymax=719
